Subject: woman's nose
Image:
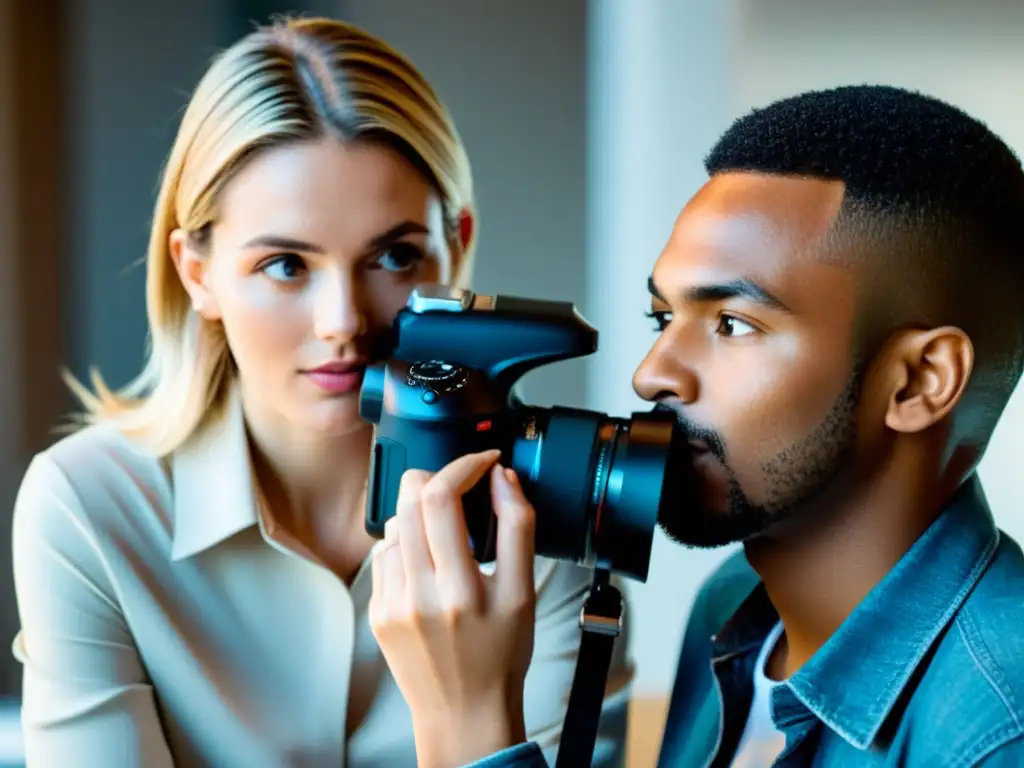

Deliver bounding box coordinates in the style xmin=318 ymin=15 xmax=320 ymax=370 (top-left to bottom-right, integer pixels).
xmin=312 ymin=271 xmax=367 ymax=344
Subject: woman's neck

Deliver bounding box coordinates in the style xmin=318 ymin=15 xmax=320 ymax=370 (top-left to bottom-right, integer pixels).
xmin=240 ymin=395 xmax=376 ymax=578
xmin=248 ymin=414 xmax=373 ymax=508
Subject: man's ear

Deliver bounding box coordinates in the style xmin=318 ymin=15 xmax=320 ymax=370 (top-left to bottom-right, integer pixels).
xmin=169 ymin=228 xmax=221 ymax=321
xmin=882 ymin=326 xmax=974 ymax=434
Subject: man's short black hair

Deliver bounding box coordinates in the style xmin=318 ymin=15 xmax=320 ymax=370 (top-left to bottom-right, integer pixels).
xmin=704 ymin=84 xmax=1024 ymax=442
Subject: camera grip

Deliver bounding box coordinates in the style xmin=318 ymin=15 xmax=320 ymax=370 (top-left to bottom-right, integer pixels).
xmin=366 ymin=437 xmax=407 ymax=538
xmin=365 ymin=435 xmax=499 ymax=563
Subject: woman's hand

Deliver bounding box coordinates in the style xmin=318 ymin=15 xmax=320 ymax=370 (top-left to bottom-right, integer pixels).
xmin=369 ymin=450 xmax=538 ymax=768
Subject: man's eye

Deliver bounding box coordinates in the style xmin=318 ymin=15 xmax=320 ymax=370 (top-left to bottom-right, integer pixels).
xmin=716 ymin=315 xmax=757 ymax=337
xmin=375 ymin=243 xmax=426 ymax=273
xmin=645 ymin=310 xmax=673 ymax=331
xmin=259 ymin=254 xmax=306 ymax=281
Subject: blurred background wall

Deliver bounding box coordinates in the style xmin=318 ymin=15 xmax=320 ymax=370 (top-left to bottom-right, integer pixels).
xmin=1 ymin=0 xmax=1023 ymax=764
xmin=0 ymin=0 xmax=66 ymax=698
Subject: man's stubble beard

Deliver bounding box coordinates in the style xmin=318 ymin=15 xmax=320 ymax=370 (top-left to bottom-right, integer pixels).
xmin=657 ymin=369 xmax=863 ymax=549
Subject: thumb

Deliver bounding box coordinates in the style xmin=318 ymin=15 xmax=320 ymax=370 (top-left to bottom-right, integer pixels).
xmin=490 ymin=465 xmax=536 ymax=608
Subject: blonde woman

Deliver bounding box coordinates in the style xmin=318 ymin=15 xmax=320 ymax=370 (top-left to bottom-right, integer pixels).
xmin=9 ymin=17 xmax=631 ymax=768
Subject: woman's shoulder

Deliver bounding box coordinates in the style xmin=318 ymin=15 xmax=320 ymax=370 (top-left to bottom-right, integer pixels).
xmin=31 ymin=422 xmax=169 ymax=497
xmin=14 ymin=423 xmax=173 ymax=546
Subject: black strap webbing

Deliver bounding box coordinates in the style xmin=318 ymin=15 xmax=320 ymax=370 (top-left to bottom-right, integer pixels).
xmin=554 ymin=569 xmax=623 ymax=768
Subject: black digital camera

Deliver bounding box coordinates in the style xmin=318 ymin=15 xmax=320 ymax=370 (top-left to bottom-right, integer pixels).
xmin=359 ymin=284 xmax=690 ymax=582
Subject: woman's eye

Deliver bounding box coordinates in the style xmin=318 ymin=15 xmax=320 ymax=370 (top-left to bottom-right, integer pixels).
xmin=716 ymin=314 xmax=757 ymax=338
xmin=645 ymin=310 xmax=673 ymax=332
xmin=375 ymin=243 xmax=426 ymax=273
xmin=260 ymin=254 xmax=307 ymax=282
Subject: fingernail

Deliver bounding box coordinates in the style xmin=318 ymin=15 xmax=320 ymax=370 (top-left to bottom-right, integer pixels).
xmin=497 ymin=466 xmax=521 ymax=502
xmin=494 ymin=464 xmax=513 ymax=501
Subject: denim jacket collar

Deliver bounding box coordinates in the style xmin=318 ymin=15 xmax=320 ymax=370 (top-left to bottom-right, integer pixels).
xmin=710 ymin=474 xmax=1000 ymax=751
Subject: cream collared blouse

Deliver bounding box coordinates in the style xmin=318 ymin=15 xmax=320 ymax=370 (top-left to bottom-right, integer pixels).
xmin=10 ymin=391 xmax=632 ymax=767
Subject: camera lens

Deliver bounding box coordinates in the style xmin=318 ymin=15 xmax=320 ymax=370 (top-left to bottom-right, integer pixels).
xmin=508 ymin=406 xmax=684 ymax=582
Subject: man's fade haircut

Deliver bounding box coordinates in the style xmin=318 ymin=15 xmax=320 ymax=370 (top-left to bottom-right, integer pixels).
xmin=704 ymin=83 xmax=1024 ymax=444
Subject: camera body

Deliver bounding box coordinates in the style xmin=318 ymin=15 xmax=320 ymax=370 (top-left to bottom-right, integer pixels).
xmin=360 ymin=285 xmax=686 ymax=582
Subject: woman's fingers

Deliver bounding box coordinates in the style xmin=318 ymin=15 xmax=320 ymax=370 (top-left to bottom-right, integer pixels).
xmin=374 ymin=452 xmax=536 ymax=622
xmin=490 ymin=466 xmax=537 ymax=610
xmin=419 ymin=450 xmax=501 ymax=607
xmin=369 ymin=455 xmax=537 ymax=763
xmin=369 ymin=517 xmax=406 ymax=637
xmin=395 ymin=469 xmax=435 ymax=595
xmin=380 ymin=517 xmax=406 ymax=595
xmin=419 ymin=451 xmax=500 ymax=573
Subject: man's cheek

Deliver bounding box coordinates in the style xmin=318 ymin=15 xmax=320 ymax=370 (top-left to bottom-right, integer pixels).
xmin=722 ymin=391 xmax=781 ymax=437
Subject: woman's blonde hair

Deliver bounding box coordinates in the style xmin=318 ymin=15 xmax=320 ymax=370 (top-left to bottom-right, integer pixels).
xmin=65 ymin=17 xmax=475 ymax=456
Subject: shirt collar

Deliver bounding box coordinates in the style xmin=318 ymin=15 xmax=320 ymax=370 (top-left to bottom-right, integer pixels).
xmin=712 ymin=474 xmax=1000 ymax=749
xmin=170 ymin=385 xmax=262 ymax=560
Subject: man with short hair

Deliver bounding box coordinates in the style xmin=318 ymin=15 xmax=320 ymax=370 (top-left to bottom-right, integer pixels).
xmin=370 ymin=85 xmax=1024 ymax=767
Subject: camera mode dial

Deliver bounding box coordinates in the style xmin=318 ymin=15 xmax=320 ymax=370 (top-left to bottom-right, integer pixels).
xmin=407 ymin=360 xmax=468 ymax=404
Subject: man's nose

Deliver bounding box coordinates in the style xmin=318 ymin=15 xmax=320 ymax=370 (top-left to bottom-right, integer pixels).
xmin=632 ymin=335 xmax=699 ymax=404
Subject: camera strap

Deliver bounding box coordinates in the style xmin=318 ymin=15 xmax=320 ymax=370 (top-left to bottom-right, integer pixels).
xmin=554 ymin=568 xmax=623 ymax=768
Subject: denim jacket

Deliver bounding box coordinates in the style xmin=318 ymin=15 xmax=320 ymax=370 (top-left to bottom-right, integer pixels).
xmin=472 ymin=475 xmax=1024 ymax=766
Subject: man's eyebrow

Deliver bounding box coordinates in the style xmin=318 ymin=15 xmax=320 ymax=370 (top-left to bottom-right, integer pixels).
xmin=648 ymin=275 xmax=667 ymax=302
xmin=647 ymin=274 xmax=792 ymax=313
xmin=241 ymin=221 xmax=430 ymax=254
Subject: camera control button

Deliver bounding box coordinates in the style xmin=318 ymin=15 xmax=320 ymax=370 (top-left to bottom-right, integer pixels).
xmin=421 ymin=389 xmax=439 ymax=404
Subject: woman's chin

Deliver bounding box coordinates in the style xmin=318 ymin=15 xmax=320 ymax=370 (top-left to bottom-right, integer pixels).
xmin=300 ymin=397 xmax=371 ymax=438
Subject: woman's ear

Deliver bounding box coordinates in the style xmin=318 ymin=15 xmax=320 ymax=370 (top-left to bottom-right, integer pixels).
xmin=457 ymin=208 xmax=474 ymax=253
xmin=448 ymin=209 xmax=475 ymax=287
xmin=882 ymin=326 xmax=974 ymax=434
xmin=169 ymin=228 xmax=221 ymax=321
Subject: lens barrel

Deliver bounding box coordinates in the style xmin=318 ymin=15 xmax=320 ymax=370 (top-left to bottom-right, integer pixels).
xmin=509 ymin=406 xmax=680 ymax=582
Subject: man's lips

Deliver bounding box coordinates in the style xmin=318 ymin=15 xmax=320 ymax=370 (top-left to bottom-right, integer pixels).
xmin=654 ymin=402 xmax=715 ymax=456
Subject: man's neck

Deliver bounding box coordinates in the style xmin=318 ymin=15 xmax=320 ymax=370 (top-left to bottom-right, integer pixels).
xmin=746 ymin=455 xmax=953 ymax=679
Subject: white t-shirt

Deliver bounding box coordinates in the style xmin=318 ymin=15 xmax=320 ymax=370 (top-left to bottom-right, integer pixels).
xmin=732 ymin=622 xmax=788 ymax=768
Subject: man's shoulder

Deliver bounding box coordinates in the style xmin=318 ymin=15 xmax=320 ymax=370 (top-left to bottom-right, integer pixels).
xmin=946 ymin=530 xmax=1024 ymax=702
xmin=904 ymin=532 xmax=1024 ymax=762
xmin=655 ymin=550 xmax=761 ymax=764
xmin=963 ymin=528 xmax=1024 ymax=618
xmin=673 ymin=548 xmax=760 ymax=669
xmin=689 ymin=548 xmax=760 ymax=633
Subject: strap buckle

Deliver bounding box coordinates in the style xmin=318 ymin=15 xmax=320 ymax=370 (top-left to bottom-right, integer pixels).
xmin=556 ymin=569 xmax=625 ymax=768
xmin=579 ymin=606 xmax=623 ymax=636
xmin=578 ymin=578 xmax=624 ymax=637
